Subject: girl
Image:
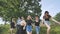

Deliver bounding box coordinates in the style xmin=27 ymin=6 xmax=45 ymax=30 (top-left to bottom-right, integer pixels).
xmin=10 ymin=18 xmax=16 ymax=34
xmin=34 ymin=15 xmax=41 ymax=34
xmin=42 ymin=11 xmax=60 ymax=34
xmin=26 ymin=15 xmax=33 ymax=34
xmin=16 ymin=17 xmax=26 ymax=34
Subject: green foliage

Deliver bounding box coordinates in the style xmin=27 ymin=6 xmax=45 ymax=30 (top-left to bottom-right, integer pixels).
xmin=0 ymin=0 xmax=42 ymax=21
xmin=54 ymin=12 xmax=60 ymax=22
xmin=0 ymin=24 xmax=60 ymax=34
xmin=0 ymin=25 xmax=10 ymax=34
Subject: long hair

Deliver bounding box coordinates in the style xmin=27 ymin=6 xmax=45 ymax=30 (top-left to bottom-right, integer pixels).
xmin=27 ymin=15 xmax=32 ymax=20
xmin=43 ymin=11 xmax=51 ymax=19
xmin=45 ymin=11 xmax=49 ymax=14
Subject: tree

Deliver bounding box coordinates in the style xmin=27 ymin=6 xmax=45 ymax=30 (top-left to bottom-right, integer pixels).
xmin=23 ymin=0 xmax=42 ymax=16
xmin=54 ymin=12 xmax=60 ymax=22
xmin=0 ymin=0 xmax=42 ymax=22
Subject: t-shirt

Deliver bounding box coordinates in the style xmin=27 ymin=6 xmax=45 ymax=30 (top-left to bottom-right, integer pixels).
xmin=26 ymin=20 xmax=33 ymax=26
xmin=43 ymin=15 xmax=51 ymax=21
xmin=10 ymin=22 xmax=15 ymax=28
xmin=35 ymin=19 xmax=41 ymax=26
xmin=17 ymin=19 xmax=22 ymax=25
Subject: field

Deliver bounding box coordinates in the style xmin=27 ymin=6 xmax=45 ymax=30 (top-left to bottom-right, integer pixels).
xmin=0 ymin=24 xmax=60 ymax=34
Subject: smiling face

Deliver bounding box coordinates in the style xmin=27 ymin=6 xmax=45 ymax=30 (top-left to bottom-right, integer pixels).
xmin=35 ymin=16 xmax=39 ymax=20
xmin=45 ymin=13 xmax=49 ymax=16
xmin=45 ymin=11 xmax=49 ymax=16
xmin=44 ymin=11 xmax=50 ymax=18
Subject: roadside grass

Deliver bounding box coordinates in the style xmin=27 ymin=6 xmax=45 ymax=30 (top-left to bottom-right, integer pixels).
xmin=0 ymin=24 xmax=60 ymax=34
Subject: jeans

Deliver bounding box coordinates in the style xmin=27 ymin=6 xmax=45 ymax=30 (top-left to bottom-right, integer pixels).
xmin=26 ymin=25 xmax=32 ymax=32
xmin=35 ymin=26 xmax=40 ymax=34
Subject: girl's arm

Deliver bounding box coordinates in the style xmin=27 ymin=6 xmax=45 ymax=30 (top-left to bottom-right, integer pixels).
xmin=40 ymin=19 xmax=45 ymax=27
xmin=51 ymin=17 xmax=60 ymax=24
xmin=23 ymin=20 xmax=26 ymax=30
xmin=42 ymin=19 xmax=45 ymax=24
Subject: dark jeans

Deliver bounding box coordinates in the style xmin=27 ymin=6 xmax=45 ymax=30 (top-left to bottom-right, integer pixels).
xmin=16 ymin=25 xmax=20 ymax=30
xmin=16 ymin=25 xmax=26 ymax=34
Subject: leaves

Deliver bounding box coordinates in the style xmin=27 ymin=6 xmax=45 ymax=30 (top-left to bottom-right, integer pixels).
xmin=0 ymin=0 xmax=42 ymax=21
xmin=54 ymin=12 xmax=60 ymax=22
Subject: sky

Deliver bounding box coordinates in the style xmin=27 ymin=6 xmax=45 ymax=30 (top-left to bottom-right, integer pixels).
xmin=40 ymin=0 xmax=60 ymax=19
xmin=0 ymin=17 xmax=5 ymax=24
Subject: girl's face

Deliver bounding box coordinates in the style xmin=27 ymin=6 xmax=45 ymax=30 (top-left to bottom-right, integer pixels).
xmin=21 ymin=17 xmax=24 ymax=20
xmin=27 ymin=15 xmax=31 ymax=20
xmin=45 ymin=13 xmax=48 ymax=15
xmin=35 ymin=16 xmax=39 ymax=20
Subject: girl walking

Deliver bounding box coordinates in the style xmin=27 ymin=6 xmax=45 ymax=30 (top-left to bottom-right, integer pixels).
xmin=10 ymin=18 xmax=16 ymax=34
xmin=43 ymin=11 xmax=60 ymax=34
xmin=34 ymin=15 xmax=41 ymax=34
xmin=26 ymin=15 xmax=33 ymax=34
xmin=16 ymin=16 xmax=26 ymax=34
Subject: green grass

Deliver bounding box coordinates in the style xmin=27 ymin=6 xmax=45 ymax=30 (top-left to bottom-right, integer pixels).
xmin=32 ymin=24 xmax=60 ymax=34
xmin=0 ymin=24 xmax=10 ymax=34
xmin=0 ymin=24 xmax=60 ymax=34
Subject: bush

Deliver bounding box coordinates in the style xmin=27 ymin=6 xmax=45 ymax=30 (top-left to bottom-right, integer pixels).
xmin=0 ymin=24 xmax=60 ymax=34
xmin=0 ymin=24 xmax=10 ymax=34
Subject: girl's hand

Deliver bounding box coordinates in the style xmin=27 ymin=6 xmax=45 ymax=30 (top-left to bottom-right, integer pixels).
xmin=58 ymin=22 xmax=60 ymax=24
xmin=23 ymin=26 xmax=25 ymax=30
xmin=52 ymin=18 xmax=60 ymax=24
